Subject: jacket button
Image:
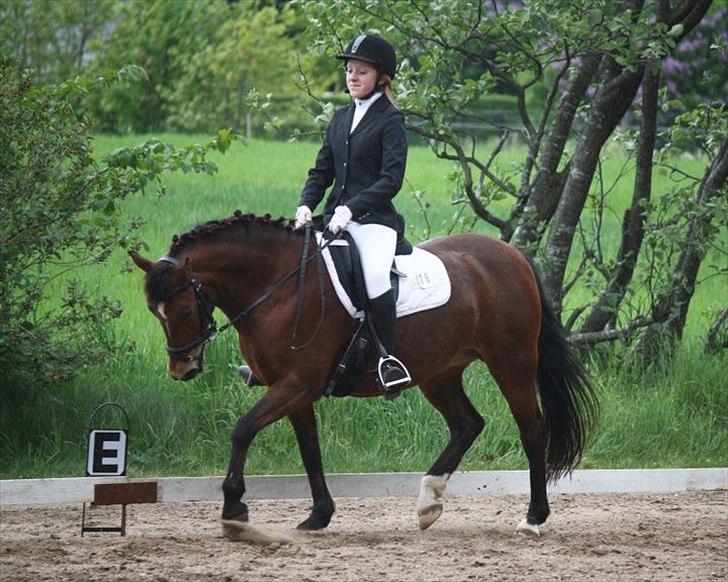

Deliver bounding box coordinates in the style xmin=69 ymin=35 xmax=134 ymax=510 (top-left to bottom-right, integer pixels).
xmin=343 ymin=162 xmax=347 ymax=167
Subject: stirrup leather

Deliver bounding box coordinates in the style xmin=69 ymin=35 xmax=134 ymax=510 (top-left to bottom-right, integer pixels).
xmin=377 ymin=355 xmax=411 ymax=390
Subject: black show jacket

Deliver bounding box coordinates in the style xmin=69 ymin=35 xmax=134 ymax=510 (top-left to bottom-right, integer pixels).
xmin=298 ymin=95 xmax=407 ymax=236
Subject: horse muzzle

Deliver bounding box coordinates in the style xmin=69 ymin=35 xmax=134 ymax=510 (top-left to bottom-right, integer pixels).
xmin=168 ymin=348 xmax=204 ymax=381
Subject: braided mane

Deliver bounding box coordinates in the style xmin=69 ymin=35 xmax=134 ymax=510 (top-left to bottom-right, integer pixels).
xmin=167 ymin=210 xmax=295 ymax=256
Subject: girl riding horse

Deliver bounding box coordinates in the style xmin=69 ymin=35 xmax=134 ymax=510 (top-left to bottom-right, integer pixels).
xmin=240 ymin=34 xmax=411 ymax=392
xmin=129 ymin=33 xmax=599 ymax=538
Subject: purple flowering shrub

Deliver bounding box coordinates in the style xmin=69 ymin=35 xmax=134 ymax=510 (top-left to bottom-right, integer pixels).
xmin=662 ymin=8 xmax=727 ymax=106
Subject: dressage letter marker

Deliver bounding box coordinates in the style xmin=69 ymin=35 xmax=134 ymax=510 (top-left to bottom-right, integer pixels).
xmin=81 ymin=402 xmax=153 ymax=537
xmin=87 ymin=430 xmax=127 ymax=476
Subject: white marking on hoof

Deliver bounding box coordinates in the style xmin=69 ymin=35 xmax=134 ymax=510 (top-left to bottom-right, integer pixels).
xmin=416 ymin=474 xmax=449 ymax=530
xmin=515 ymin=518 xmax=541 ymax=537
xmin=221 ymin=520 xmax=295 ymax=546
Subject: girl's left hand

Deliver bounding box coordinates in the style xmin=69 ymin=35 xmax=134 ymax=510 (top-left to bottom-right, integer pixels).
xmin=328 ymin=206 xmax=353 ymax=234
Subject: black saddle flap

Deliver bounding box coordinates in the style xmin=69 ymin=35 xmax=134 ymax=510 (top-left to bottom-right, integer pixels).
xmin=328 ymin=233 xmax=400 ymax=312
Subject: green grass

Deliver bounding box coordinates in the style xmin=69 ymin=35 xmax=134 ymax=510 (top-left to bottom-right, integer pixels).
xmin=1 ymin=135 xmax=725 ymax=479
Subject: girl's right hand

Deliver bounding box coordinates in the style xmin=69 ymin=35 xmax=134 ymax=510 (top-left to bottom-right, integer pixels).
xmin=294 ymin=205 xmax=312 ymax=229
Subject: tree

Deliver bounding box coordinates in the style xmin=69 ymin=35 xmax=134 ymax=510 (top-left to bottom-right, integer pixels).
xmin=297 ymin=0 xmax=725 ymax=358
xmin=163 ymin=3 xmax=296 ymax=135
xmin=1 ymin=1 xmax=328 ymax=135
xmin=0 ymin=0 xmax=115 ymax=84
xmin=84 ymin=0 xmax=230 ymax=133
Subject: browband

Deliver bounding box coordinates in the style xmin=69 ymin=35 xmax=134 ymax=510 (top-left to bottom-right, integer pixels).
xmin=158 ymin=255 xmax=180 ymax=266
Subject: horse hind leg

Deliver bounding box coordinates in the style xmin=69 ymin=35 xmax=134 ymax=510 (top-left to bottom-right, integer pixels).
xmin=417 ymin=369 xmax=485 ymax=530
xmin=487 ymin=357 xmax=549 ymax=537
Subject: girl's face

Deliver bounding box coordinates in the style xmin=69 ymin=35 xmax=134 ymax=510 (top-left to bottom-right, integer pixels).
xmin=345 ymin=59 xmax=380 ymax=99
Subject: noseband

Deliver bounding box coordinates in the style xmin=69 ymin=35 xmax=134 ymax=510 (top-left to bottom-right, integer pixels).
xmin=158 ymin=256 xmax=218 ymax=362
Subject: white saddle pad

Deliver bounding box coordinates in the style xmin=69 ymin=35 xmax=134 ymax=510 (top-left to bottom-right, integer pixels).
xmin=317 ymin=234 xmax=451 ymax=319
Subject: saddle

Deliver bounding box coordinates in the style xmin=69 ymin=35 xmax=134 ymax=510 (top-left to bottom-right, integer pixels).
xmin=305 ymin=218 xmax=450 ymax=397
xmin=327 ymin=234 xmax=409 ymax=312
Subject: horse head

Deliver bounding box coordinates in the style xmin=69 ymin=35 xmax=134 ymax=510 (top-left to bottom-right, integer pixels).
xmin=130 ymin=250 xmax=213 ymax=381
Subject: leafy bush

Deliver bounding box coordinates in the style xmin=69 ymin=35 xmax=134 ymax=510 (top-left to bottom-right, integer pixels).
xmin=0 ymin=56 xmax=236 ymax=413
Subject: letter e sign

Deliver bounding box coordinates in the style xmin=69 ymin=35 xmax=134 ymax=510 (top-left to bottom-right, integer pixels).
xmin=87 ymin=430 xmax=127 ymax=476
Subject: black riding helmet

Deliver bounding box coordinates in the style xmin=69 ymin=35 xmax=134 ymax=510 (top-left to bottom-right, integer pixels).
xmin=335 ymin=34 xmax=397 ymax=79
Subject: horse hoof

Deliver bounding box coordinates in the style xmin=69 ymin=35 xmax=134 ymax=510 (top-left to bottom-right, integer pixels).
xmin=515 ymin=518 xmax=541 ymax=537
xmin=418 ymin=502 xmax=443 ymax=530
xmin=297 ymin=514 xmax=331 ymax=531
xmin=221 ymin=519 xmax=246 ymax=540
xmin=221 ymin=520 xmax=295 ymax=546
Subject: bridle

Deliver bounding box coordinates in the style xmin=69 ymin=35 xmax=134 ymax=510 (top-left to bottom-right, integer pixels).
xmin=156 ymin=264 xmax=219 ymax=362
xmin=158 ymin=225 xmax=332 ymax=363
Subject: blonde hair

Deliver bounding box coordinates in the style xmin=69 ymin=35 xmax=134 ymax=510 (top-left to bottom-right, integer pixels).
xmin=378 ymin=74 xmax=396 ymax=105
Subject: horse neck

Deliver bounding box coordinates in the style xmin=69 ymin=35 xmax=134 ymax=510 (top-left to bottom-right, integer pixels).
xmin=181 ymin=226 xmax=302 ymax=318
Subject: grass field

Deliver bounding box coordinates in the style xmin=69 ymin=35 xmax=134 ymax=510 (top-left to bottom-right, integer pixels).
xmin=1 ymin=135 xmax=726 ymax=479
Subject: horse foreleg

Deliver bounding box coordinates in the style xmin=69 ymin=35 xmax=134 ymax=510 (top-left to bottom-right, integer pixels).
xmin=288 ymin=405 xmax=335 ymax=530
xmin=221 ymin=385 xmax=311 ymax=522
xmin=221 ymin=432 xmax=251 ymax=522
xmin=417 ymin=369 xmax=485 ymax=530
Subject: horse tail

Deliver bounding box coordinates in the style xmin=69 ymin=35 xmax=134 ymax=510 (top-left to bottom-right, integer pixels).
xmin=524 ymin=255 xmax=600 ymax=482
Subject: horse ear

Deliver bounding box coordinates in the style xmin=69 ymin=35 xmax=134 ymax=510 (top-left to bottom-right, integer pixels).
xmin=129 ymin=250 xmax=153 ymax=272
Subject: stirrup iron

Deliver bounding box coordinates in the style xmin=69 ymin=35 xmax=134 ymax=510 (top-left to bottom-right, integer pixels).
xmin=377 ymin=355 xmax=411 ymax=391
xmin=237 ymin=365 xmax=263 ymax=388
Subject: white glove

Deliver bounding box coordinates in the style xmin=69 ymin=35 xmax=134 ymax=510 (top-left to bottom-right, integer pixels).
xmin=327 ymin=205 xmax=353 ymax=234
xmin=294 ymin=205 xmax=312 ymax=229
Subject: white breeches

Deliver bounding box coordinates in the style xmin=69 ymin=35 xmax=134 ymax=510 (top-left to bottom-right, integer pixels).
xmin=343 ymin=221 xmax=397 ymax=299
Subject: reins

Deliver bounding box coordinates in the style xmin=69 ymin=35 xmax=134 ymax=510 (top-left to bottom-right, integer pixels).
xmin=289 ymin=223 xmax=327 ymax=351
xmin=160 ymin=224 xmax=336 ymax=361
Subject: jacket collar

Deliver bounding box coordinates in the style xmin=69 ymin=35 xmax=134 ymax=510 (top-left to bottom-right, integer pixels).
xmin=348 ymin=94 xmax=391 ymax=137
xmin=354 ymin=90 xmax=382 ymax=108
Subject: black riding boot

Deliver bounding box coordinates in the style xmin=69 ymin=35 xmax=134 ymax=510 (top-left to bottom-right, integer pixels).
xmin=368 ymin=289 xmax=411 ymax=392
xmin=237 ymin=365 xmax=263 ymax=388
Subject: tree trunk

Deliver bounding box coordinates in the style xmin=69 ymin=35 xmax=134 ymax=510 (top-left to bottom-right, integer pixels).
xmin=512 ymin=54 xmax=602 ymax=252
xmin=637 ymin=135 xmax=728 ymax=361
xmin=705 ymin=306 xmax=728 ymax=354
xmin=580 ymin=65 xmax=661 ymax=333
xmin=540 ymin=0 xmax=711 ymax=314
xmin=542 ymin=58 xmax=646 ymax=308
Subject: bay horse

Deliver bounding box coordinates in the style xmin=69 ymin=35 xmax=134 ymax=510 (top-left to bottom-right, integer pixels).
xmin=129 ymin=211 xmax=598 ymax=537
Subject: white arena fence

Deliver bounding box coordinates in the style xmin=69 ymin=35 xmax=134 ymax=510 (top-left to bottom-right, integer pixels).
xmin=1 ymin=468 xmax=726 ymax=506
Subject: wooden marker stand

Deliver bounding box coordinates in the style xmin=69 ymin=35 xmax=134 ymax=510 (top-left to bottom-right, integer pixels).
xmin=81 ymin=481 xmax=158 ymax=536
xmin=81 ymin=403 xmax=157 ymax=536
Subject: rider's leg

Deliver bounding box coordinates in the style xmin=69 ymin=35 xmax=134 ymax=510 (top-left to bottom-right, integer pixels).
xmin=345 ymin=222 xmax=397 ymax=299
xmin=346 ymin=222 xmax=410 ymax=390
xmin=368 ymin=289 xmax=411 ymax=389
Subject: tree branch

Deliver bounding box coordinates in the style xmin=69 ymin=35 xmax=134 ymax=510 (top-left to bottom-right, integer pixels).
xmin=568 ymin=315 xmax=655 ymax=345
xmin=511 ymin=53 xmax=602 ymax=250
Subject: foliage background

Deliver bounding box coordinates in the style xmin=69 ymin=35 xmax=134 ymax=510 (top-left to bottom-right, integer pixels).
xmin=0 ymin=0 xmax=726 ymax=477
xmin=2 ymin=136 xmax=725 ymax=478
